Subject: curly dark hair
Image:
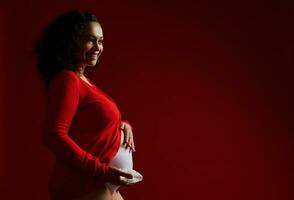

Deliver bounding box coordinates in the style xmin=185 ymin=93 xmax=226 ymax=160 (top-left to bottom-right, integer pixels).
xmin=35 ymin=10 xmax=100 ymax=88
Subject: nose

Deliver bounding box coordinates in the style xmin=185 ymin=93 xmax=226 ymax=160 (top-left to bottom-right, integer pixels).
xmin=93 ymin=41 xmax=102 ymax=52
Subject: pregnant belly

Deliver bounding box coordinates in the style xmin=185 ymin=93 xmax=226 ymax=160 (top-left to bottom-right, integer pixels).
xmin=105 ymin=130 xmax=136 ymax=193
xmin=108 ymin=130 xmax=133 ymax=169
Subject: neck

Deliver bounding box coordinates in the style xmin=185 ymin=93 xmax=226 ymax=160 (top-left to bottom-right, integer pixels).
xmin=74 ymin=66 xmax=86 ymax=77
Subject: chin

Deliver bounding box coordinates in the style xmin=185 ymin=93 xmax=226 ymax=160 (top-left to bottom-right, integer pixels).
xmin=86 ymin=61 xmax=98 ymax=67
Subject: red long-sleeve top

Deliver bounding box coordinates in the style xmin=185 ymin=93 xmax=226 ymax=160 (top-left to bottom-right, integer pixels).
xmin=43 ymin=69 xmax=122 ymax=200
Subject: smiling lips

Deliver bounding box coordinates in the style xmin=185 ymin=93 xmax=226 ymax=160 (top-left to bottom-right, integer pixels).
xmin=87 ymin=53 xmax=99 ymax=59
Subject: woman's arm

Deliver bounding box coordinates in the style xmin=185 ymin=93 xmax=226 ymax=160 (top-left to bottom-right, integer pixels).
xmin=43 ymin=71 xmax=109 ymax=178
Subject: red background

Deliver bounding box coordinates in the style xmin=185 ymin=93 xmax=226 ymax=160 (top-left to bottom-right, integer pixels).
xmin=0 ymin=1 xmax=293 ymax=199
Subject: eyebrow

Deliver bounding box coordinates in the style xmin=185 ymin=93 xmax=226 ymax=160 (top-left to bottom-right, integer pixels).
xmin=87 ymin=34 xmax=104 ymax=39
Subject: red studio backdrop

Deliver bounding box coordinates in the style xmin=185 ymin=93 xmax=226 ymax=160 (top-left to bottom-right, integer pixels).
xmin=0 ymin=1 xmax=292 ymax=200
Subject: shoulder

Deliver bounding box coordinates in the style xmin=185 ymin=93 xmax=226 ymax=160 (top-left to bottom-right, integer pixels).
xmin=50 ymin=69 xmax=80 ymax=89
xmin=55 ymin=69 xmax=79 ymax=80
xmin=52 ymin=69 xmax=79 ymax=83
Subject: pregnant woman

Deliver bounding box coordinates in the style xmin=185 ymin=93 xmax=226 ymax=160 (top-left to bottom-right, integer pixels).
xmin=35 ymin=10 xmax=142 ymax=200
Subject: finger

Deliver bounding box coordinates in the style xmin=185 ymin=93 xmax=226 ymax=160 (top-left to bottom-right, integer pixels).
xmin=129 ymin=132 xmax=135 ymax=152
xmin=119 ymin=179 xmax=136 ymax=187
xmin=124 ymin=140 xmax=130 ymax=149
xmin=127 ymin=137 xmax=133 ymax=152
xmin=127 ymin=130 xmax=132 ymax=145
xmin=128 ymin=142 xmax=132 ymax=153
xmin=131 ymin=139 xmax=136 ymax=152
xmin=119 ymin=179 xmax=135 ymax=187
xmin=123 ymin=130 xmax=128 ymax=146
xmin=118 ymin=169 xmax=133 ymax=179
xmin=129 ymin=133 xmax=135 ymax=152
xmin=132 ymin=137 xmax=136 ymax=152
xmin=127 ymin=136 xmax=133 ymax=151
xmin=125 ymin=131 xmax=131 ymax=146
xmin=127 ymin=142 xmax=132 ymax=152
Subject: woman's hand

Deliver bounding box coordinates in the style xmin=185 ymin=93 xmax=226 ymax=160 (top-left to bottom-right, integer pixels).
xmin=105 ymin=166 xmax=135 ymax=186
xmin=121 ymin=121 xmax=136 ymax=152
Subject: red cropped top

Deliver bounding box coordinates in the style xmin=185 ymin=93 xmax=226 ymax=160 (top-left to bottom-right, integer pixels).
xmin=43 ymin=69 xmax=122 ymax=200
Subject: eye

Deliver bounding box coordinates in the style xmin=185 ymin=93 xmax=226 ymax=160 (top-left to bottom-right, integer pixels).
xmin=98 ymin=40 xmax=103 ymax=44
xmin=85 ymin=38 xmax=95 ymax=43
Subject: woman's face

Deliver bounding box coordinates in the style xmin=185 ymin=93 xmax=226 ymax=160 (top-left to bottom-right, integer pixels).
xmin=78 ymin=21 xmax=104 ymax=68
